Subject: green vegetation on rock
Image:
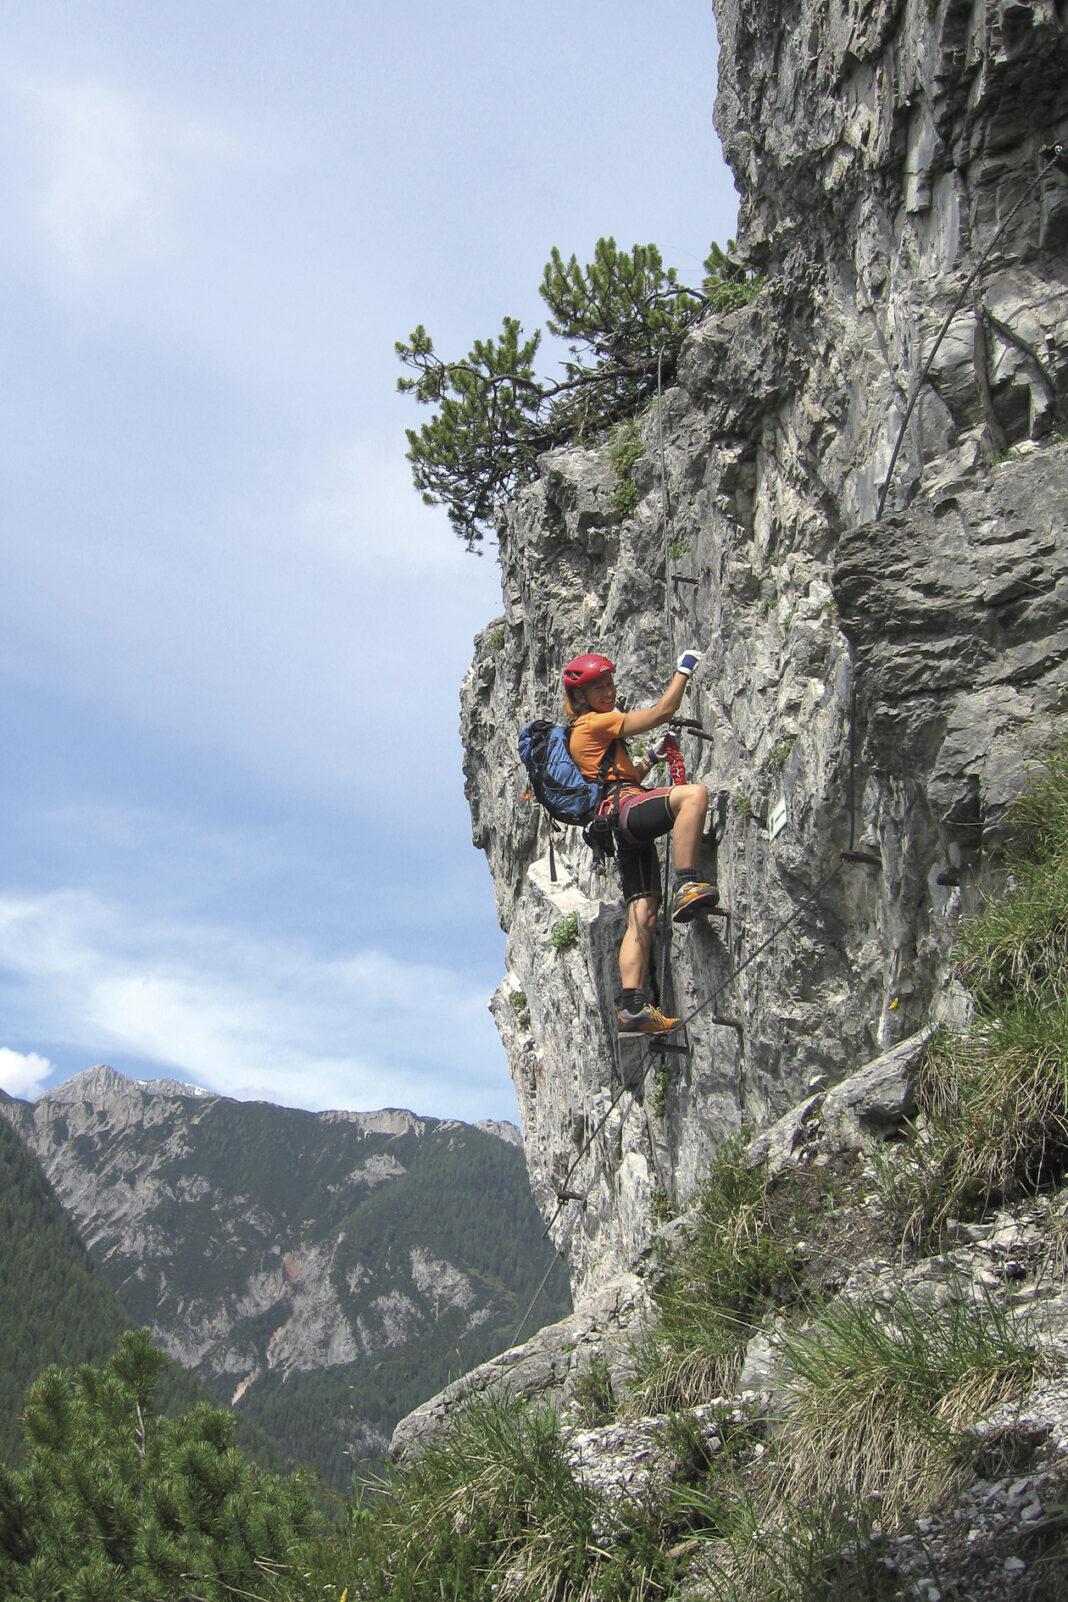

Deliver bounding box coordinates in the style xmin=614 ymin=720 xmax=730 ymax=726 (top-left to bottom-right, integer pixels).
xmin=0 ymin=1331 xmax=322 ymax=1601
xmin=878 ymin=737 xmax=1068 ymax=1237
xmin=608 ymin=418 xmax=644 ymax=514
xmin=549 ymin=912 xmax=580 ymax=952
xmin=397 ymin=236 xmax=761 ymax=548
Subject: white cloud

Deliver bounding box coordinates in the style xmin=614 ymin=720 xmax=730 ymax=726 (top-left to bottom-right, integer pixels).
xmin=32 ymin=78 xmax=168 ymax=273
xmin=0 ymin=1047 xmax=54 ymax=1099
xmin=7 ymin=70 xmax=260 ymax=281
xmin=0 ymin=890 xmax=510 ymax=1121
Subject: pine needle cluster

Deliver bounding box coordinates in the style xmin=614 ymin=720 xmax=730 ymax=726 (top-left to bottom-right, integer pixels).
xmin=0 ymin=1331 xmax=321 ymax=1600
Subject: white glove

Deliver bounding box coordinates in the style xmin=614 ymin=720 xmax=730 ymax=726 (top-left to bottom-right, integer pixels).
xmin=649 ymin=735 xmax=672 ymax=760
xmin=676 ymin=649 xmax=702 ymax=677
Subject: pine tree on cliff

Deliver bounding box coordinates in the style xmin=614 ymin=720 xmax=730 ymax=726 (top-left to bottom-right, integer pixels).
xmin=396 ymin=236 xmax=758 ymax=551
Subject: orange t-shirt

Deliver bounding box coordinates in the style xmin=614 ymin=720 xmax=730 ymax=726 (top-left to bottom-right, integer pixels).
xmin=568 ymin=711 xmax=641 ymax=784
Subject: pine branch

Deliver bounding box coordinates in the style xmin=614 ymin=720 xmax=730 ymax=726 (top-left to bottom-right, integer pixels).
xmin=397 ymin=236 xmax=761 ymax=550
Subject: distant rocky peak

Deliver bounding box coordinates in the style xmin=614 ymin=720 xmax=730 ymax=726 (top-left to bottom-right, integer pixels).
xmin=37 ymin=1065 xmax=211 ymax=1108
xmin=474 ymin=1119 xmax=523 ymax=1148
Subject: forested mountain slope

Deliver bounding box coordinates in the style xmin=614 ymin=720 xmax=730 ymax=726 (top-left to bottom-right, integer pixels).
xmin=0 ymin=1067 xmax=570 ymax=1488
xmin=0 ymin=1105 xmax=283 ymax=1472
xmin=0 ymin=1100 xmax=131 ymax=1465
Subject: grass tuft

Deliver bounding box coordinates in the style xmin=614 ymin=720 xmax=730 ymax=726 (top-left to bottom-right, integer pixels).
xmin=957 ymin=741 xmax=1068 ymax=1010
xmin=697 ymin=1493 xmax=907 ymax=1602
xmin=631 ymin=1139 xmax=807 ymax=1410
xmin=875 ymin=740 xmax=1068 ymax=1235
xmin=337 ymin=1391 xmax=679 ymax=1600
xmin=779 ymin=1290 xmax=1040 ymax=1519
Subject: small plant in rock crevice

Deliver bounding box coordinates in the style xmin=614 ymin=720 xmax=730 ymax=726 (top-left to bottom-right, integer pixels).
xmin=549 ymin=912 xmax=580 ymax=953
xmin=767 ymin=735 xmax=796 ymax=772
xmin=652 ymin=1061 xmax=674 ymax=1119
xmin=609 ymin=418 xmax=643 ymax=515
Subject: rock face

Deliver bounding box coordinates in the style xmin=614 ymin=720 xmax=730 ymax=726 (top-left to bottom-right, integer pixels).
xmin=459 ymin=0 xmax=1068 ymax=1298
xmin=0 ymin=1067 xmax=570 ymax=1484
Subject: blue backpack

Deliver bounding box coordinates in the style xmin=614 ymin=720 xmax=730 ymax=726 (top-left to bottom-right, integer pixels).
xmin=518 ymin=721 xmax=603 ymax=824
xmin=518 ymin=721 xmax=623 ymax=880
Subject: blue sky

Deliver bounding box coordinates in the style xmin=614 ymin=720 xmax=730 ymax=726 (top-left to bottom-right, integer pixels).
xmin=0 ymin=1 xmax=739 ymax=1121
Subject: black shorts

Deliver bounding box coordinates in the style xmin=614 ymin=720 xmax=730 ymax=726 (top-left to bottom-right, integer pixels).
xmin=612 ymin=788 xmax=675 ymax=904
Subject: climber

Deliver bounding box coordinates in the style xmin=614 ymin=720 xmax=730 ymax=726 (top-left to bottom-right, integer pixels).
xmin=563 ymin=651 xmax=717 ymax=1035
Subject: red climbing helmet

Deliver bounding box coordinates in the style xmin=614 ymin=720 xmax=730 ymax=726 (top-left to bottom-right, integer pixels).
xmin=562 ymin=653 xmax=615 ymax=694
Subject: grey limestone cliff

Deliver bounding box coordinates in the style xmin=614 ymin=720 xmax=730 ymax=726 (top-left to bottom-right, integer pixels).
xmin=459 ymin=0 xmax=1068 ymax=1299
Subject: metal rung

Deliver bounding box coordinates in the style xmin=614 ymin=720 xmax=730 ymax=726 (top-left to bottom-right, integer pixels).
xmin=840 ymin=849 xmax=882 ymax=868
xmin=553 ymin=1185 xmax=586 ymax=1202
xmin=649 ymin=1040 xmax=690 ymax=1055
xmin=672 ymin=574 xmax=699 ymax=585
xmin=671 ymin=718 xmax=718 ymax=740
xmin=713 ymin=1014 xmax=743 ymax=1036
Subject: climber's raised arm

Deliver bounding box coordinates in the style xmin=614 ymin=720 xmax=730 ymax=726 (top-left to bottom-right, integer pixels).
xmin=618 ymin=651 xmax=703 ymax=737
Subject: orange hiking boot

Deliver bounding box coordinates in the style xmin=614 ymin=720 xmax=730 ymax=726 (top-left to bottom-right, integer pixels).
xmin=671 ymin=881 xmax=720 ymax=923
xmin=616 ymin=1002 xmax=679 ymax=1036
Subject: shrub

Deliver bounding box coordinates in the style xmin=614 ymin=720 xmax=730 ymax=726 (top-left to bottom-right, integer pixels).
xmin=549 ymin=913 xmax=580 ymax=953
xmin=0 ymin=1331 xmax=323 ymax=1601
xmin=398 ymin=235 xmax=762 ymax=549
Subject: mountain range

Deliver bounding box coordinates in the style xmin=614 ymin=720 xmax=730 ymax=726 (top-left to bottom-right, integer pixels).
xmin=0 ymin=1066 xmax=570 ymax=1488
